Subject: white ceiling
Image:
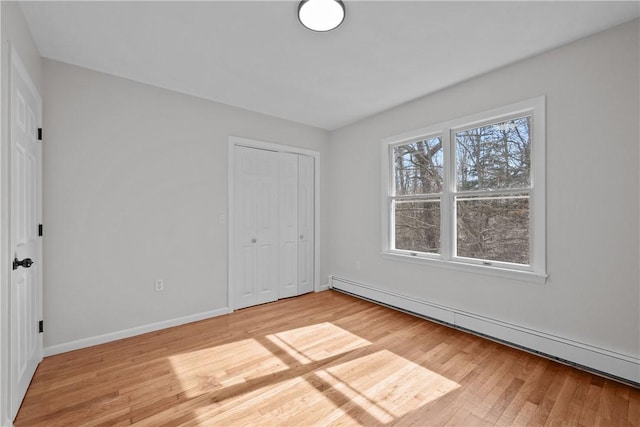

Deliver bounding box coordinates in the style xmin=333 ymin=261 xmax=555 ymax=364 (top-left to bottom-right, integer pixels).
xmin=20 ymin=1 xmax=639 ymax=130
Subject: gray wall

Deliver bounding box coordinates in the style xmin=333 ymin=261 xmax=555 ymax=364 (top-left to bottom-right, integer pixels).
xmin=1 ymin=1 xmax=43 ymax=424
xmin=42 ymin=60 xmax=330 ymax=348
xmin=328 ymin=20 xmax=639 ymax=358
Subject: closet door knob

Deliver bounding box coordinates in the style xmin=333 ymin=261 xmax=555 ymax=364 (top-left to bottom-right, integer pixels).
xmin=251 ymin=238 xmax=257 ymax=243
xmin=300 ymin=235 xmax=304 ymax=239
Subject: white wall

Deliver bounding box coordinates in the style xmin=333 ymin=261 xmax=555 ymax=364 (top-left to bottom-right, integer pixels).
xmin=42 ymin=60 xmax=330 ymax=350
xmin=1 ymin=2 xmax=43 ymax=425
xmin=329 ymin=20 xmax=639 ymax=360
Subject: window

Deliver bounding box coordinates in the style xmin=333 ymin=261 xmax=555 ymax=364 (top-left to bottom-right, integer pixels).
xmin=382 ymin=97 xmax=546 ymax=282
xmin=393 ymin=136 xmax=443 ymax=254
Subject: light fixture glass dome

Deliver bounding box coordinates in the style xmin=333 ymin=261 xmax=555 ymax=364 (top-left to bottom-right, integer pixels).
xmin=298 ymin=0 xmax=345 ymax=32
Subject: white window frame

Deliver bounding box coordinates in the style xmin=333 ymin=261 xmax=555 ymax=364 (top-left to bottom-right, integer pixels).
xmin=381 ymin=97 xmax=547 ymax=283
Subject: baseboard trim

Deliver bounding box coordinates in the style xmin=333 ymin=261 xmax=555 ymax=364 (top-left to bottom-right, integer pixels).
xmin=318 ymin=283 xmax=330 ymax=292
xmin=44 ymin=307 xmax=231 ymax=357
xmin=329 ymin=275 xmax=640 ymax=386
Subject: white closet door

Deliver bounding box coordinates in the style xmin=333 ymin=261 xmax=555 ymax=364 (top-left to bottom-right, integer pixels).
xmin=233 ymin=146 xmax=278 ymax=309
xmin=278 ymin=153 xmax=299 ymax=299
xmin=297 ymin=155 xmax=314 ymax=295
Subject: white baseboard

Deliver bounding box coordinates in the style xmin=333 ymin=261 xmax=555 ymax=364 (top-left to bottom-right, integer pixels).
xmin=329 ymin=275 xmax=640 ymax=385
xmin=318 ymin=283 xmax=330 ymax=292
xmin=44 ymin=307 xmax=231 ymax=357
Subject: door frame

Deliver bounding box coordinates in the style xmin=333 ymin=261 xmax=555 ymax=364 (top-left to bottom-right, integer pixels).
xmin=227 ymin=136 xmax=321 ymax=311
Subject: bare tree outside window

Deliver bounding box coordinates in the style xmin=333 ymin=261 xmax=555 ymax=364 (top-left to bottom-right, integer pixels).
xmin=455 ymin=117 xmax=531 ymax=264
xmin=394 ymin=137 xmax=443 ymax=195
xmin=390 ymin=116 xmax=532 ymax=265
xmin=456 ymin=195 xmax=529 ymax=264
xmin=393 ymin=137 xmax=442 ymax=254
xmin=456 ymin=117 xmax=530 ymax=191
xmin=385 ymin=98 xmax=545 ymax=277
xmin=395 ymin=200 xmax=441 ymax=253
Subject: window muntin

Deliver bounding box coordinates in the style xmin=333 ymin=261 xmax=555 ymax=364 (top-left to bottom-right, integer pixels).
xmin=383 ymin=97 xmax=545 ymax=279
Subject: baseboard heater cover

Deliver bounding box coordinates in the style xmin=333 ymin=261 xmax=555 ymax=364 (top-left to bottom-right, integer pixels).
xmin=329 ymin=275 xmax=640 ymax=387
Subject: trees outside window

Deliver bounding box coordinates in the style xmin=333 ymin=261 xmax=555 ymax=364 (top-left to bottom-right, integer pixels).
xmin=454 ymin=117 xmax=531 ymax=264
xmin=383 ymin=97 xmax=546 ymax=281
xmin=393 ymin=137 xmax=442 ymax=254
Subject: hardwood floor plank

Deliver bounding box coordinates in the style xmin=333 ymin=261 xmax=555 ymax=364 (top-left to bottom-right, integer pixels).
xmin=629 ymin=389 xmax=640 ymax=427
xmin=14 ymin=290 xmax=640 ymax=426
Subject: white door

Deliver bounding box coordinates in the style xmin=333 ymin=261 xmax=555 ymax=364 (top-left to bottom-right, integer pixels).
xmin=233 ymin=146 xmax=278 ymax=309
xmin=277 ymin=153 xmax=299 ymax=299
xmin=297 ymin=155 xmax=314 ymax=295
xmin=9 ymin=48 xmax=43 ymax=420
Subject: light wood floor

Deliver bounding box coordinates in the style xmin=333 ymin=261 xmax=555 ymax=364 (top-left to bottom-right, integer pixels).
xmin=15 ymin=290 xmax=640 ymax=426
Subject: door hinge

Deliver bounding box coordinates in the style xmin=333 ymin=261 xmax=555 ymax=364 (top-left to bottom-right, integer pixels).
xmin=37 ymin=128 xmax=43 ymax=141
xmin=38 ymin=320 xmax=44 ymax=333
xmin=38 ymin=224 xmax=43 ymax=237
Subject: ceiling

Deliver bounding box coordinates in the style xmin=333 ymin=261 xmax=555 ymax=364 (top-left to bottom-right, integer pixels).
xmin=20 ymin=1 xmax=639 ymax=130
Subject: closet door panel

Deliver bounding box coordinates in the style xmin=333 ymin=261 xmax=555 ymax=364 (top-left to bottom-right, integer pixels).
xmin=233 ymin=146 xmax=278 ymax=309
xmin=278 ymin=152 xmax=299 ymax=298
xmin=298 ymin=155 xmax=314 ymax=295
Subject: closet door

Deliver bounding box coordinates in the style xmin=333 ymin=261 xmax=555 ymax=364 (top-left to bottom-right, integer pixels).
xmin=297 ymin=155 xmax=314 ymax=295
xmin=233 ymin=146 xmax=278 ymax=309
xmin=277 ymin=152 xmax=299 ymax=299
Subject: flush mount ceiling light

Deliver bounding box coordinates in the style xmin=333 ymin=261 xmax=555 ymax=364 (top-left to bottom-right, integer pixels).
xmin=298 ymin=0 xmax=345 ymax=32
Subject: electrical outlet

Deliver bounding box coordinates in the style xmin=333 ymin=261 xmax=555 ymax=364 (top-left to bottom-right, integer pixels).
xmin=155 ymin=279 xmax=164 ymax=292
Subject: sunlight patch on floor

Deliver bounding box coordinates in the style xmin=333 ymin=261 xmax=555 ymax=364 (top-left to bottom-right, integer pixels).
xmin=266 ymin=322 xmax=372 ymax=363
xmin=167 ymin=337 xmax=290 ymax=397
xmin=317 ymin=349 xmax=461 ymax=423
xmin=184 ymin=349 xmax=460 ymax=426
xmin=165 ymin=323 xmax=459 ymax=425
xmin=189 ymin=375 xmax=324 ymax=425
xmin=168 ymin=322 xmax=372 ymax=398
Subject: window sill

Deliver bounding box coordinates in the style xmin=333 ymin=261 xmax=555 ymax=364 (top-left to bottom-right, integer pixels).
xmin=380 ymin=252 xmax=547 ymax=284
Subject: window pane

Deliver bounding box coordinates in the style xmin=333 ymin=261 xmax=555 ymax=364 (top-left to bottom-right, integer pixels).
xmin=394 ymin=200 xmax=440 ymax=254
xmin=456 ymin=116 xmax=530 ymax=191
xmin=393 ymin=137 xmax=443 ymax=195
xmin=456 ymin=195 xmax=529 ymax=264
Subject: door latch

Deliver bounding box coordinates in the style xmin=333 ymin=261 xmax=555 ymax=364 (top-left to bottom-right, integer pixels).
xmin=12 ymin=257 xmax=33 ymax=270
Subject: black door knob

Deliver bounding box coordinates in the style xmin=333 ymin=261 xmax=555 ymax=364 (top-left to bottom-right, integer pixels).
xmin=12 ymin=257 xmax=33 ymax=270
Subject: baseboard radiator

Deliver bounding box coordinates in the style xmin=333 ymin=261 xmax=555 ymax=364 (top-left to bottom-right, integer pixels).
xmin=329 ymin=275 xmax=640 ymax=387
